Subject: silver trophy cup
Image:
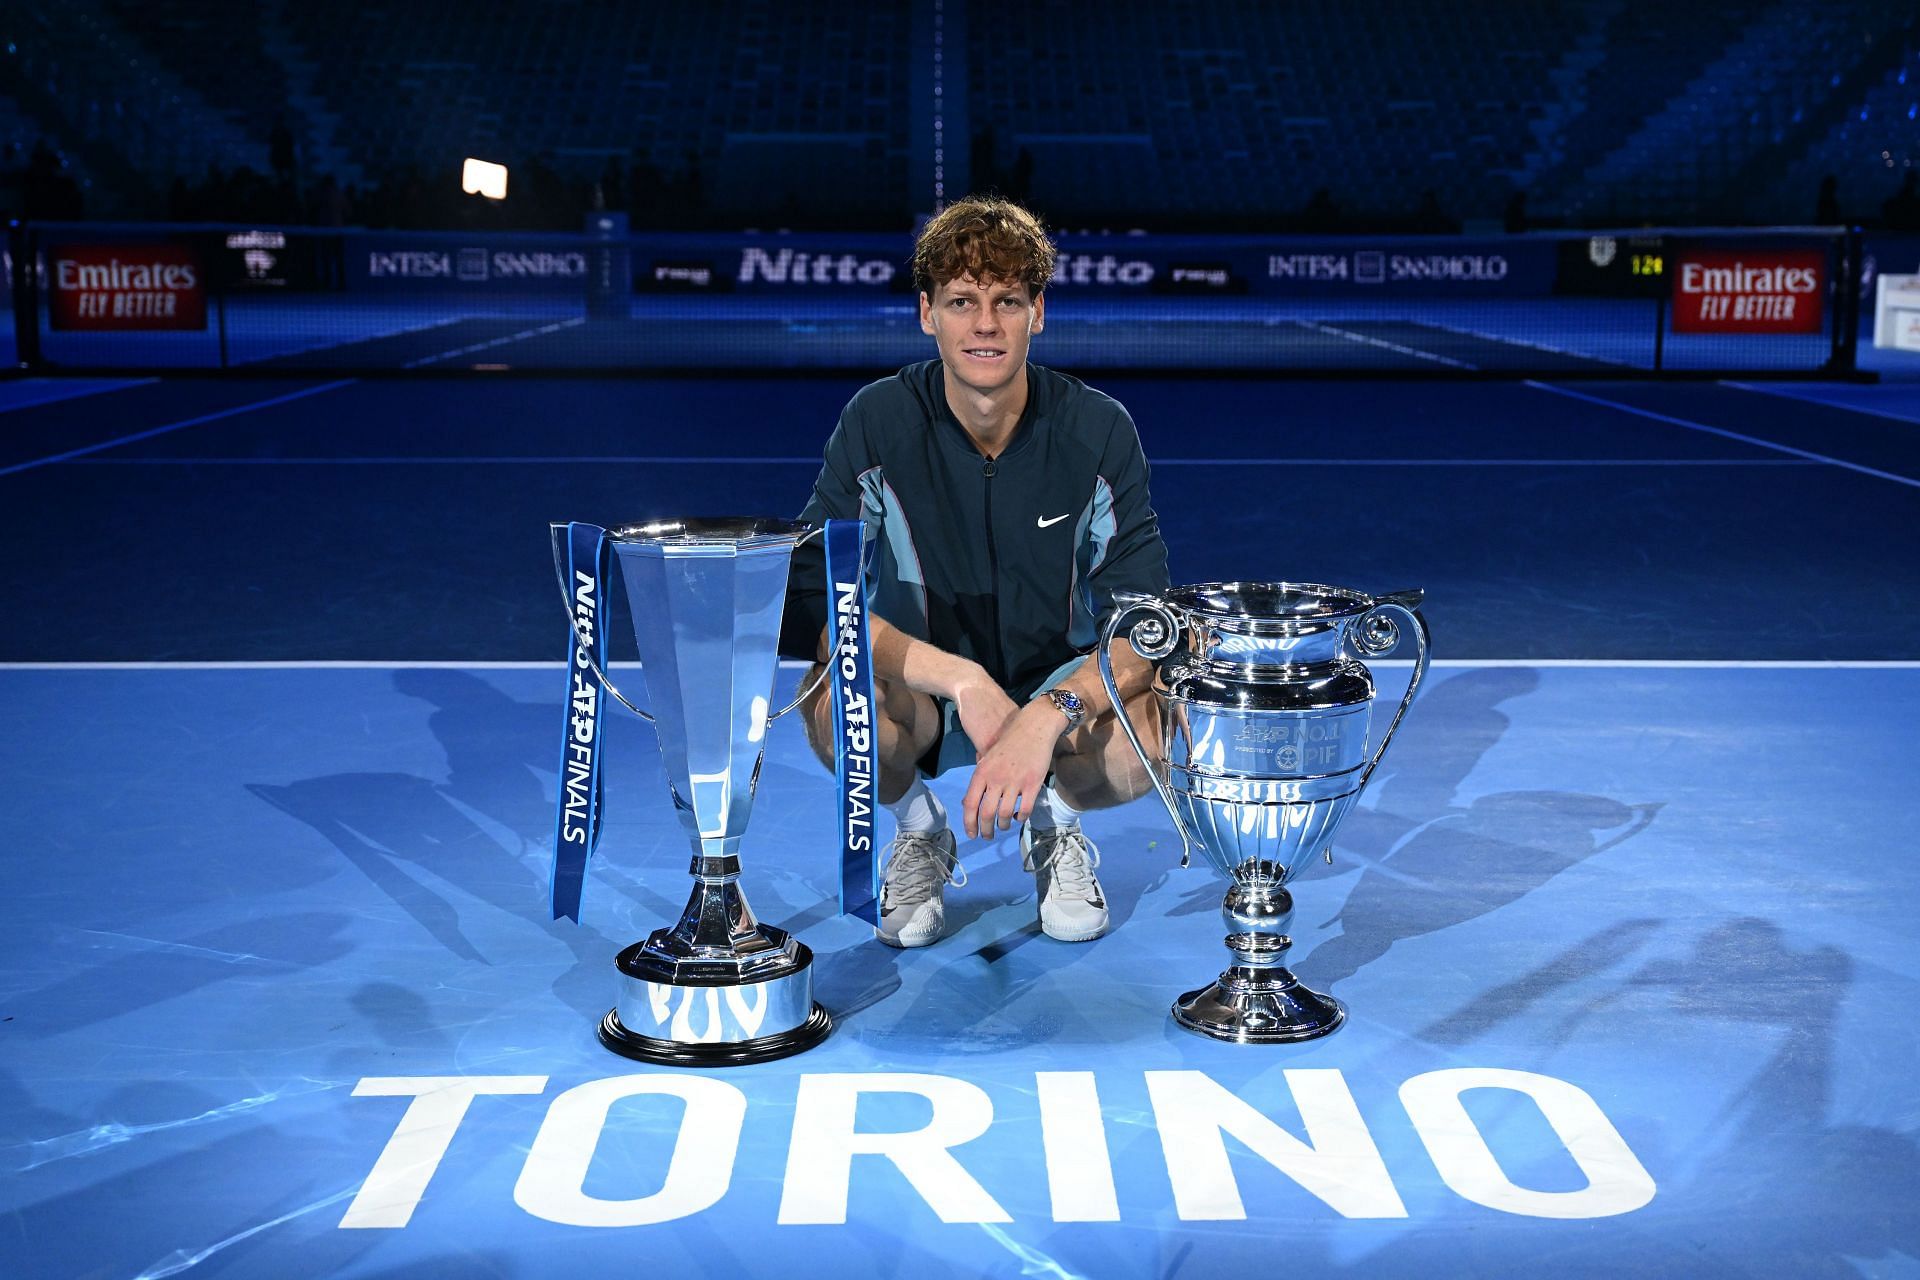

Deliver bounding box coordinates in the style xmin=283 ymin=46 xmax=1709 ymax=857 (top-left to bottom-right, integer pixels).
xmin=1099 ymin=583 xmax=1430 ymax=1043
xmin=552 ymin=517 xmax=832 ymax=1065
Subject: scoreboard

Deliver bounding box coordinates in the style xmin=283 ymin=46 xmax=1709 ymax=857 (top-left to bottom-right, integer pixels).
xmin=1555 ymin=234 xmax=1669 ymax=298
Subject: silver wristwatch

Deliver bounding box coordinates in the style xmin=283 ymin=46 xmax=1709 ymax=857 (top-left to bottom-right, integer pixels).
xmin=1040 ymin=687 xmax=1085 ymax=731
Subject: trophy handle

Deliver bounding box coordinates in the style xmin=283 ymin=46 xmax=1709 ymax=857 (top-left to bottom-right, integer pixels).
xmin=548 ymin=522 xmax=655 ymax=724
xmin=765 ymin=525 xmax=832 ymax=722
xmin=1098 ymin=591 xmax=1197 ymax=868
xmin=1351 ymin=589 xmax=1432 ymax=788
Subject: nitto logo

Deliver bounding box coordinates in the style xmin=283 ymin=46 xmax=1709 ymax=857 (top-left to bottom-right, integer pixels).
xmin=369 ymin=251 xmax=451 ymax=278
xmin=1053 ymin=253 xmax=1154 ymax=286
xmin=1389 ymin=254 xmax=1510 ymax=282
xmin=739 ymin=247 xmax=895 ymax=285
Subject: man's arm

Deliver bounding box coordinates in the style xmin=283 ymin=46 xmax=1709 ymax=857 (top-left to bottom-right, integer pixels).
xmin=960 ymin=404 xmax=1170 ymax=837
xmin=818 ymin=615 xmax=1022 ymax=755
xmin=781 ymin=406 xmax=869 ymax=661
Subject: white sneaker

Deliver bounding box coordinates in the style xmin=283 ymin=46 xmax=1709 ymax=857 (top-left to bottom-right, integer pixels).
xmin=876 ymin=828 xmax=965 ymax=948
xmin=1022 ymin=825 xmax=1109 ymax=942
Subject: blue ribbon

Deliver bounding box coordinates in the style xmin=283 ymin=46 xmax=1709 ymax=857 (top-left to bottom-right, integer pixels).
xmin=550 ymin=521 xmax=610 ymax=922
xmin=825 ymin=517 xmax=880 ymax=924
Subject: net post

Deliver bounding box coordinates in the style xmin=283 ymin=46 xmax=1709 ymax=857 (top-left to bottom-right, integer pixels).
xmin=1653 ymin=293 xmax=1665 ymax=372
xmin=1833 ymin=225 xmax=1864 ymax=378
xmin=213 ymin=231 xmax=230 ymax=370
xmin=8 ymin=220 xmax=43 ymax=371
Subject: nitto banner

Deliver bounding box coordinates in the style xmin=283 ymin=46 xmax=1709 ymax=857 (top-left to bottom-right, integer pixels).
xmin=1670 ymin=248 xmax=1826 ymax=334
xmin=626 ymin=233 xmax=1560 ymax=297
xmin=48 ymin=243 xmax=207 ymax=331
xmin=631 ymin=235 xmax=908 ymax=294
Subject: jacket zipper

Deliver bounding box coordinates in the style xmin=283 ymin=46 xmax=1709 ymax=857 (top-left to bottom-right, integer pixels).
xmin=982 ymin=457 xmax=1004 ymax=681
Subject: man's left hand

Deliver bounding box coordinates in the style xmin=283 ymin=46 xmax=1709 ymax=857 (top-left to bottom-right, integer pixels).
xmin=961 ymin=700 xmax=1067 ymax=839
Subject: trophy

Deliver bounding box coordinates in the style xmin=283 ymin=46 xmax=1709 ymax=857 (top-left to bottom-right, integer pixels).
xmin=552 ymin=517 xmax=833 ymax=1065
xmin=1099 ymin=583 xmax=1430 ymax=1043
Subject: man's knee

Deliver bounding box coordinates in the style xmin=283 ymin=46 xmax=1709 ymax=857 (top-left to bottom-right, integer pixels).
xmin=800 ymin=665 xmax=941 ymax=774
xmin=1053 ymin=691 xmax=1162 ymax=808
xmin=800 ymin=663 xmax=838 ymax=764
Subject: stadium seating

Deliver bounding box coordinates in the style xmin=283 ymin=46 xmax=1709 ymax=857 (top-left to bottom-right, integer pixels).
xmin=0 ymin=0 xmax=1910 ymax=228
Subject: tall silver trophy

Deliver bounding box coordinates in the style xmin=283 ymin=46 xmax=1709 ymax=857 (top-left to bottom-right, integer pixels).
xmin=1099 ymin=583 xmax=1430 ymax=1043
xmin=553 ymin=517 xmax=832 ymax=1065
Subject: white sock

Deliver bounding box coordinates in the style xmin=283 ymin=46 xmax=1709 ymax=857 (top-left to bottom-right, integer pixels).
xmin=886 ymin=776 xmax=947 ymax=835
xmin=1028 ymin=781 xmax=1081 ymax=831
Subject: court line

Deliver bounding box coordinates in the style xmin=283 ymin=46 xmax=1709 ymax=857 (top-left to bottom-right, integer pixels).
xmin=1417 ymin=319 xmax=1633 ymax=368
xmin=1523 ymin=380 xmax=1920 ymax=490
xmin=0 ymin=380 xmax=359 ymax=478
xmin=6 ymin=659 xmax=1916 ymax=671
xmin=1295 ymin=320 xmax=1477 ymax=370
xmin=1722 ymin=380 xmax=1920 ymax=426
xmin=65 ymin=455 xmax=1816 ymax=468
xmin=245 ymin=313 xmax=487 ymax=364
xmin=401 ymin=317 xmax=586 ymax=369
xmin=0 ymin=377 xmax=160 ymax=414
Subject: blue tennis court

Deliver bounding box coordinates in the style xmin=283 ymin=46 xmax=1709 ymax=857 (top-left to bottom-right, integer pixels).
xmin=3 ymin=370 xmax=1919 ymax=1278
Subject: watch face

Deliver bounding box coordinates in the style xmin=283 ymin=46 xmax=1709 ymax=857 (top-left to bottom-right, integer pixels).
xmin=1058 ymin=690 xmax=1084 ymax=713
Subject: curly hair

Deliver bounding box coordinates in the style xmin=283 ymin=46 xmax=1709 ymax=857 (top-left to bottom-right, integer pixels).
xmin=911 ymin=196 xmax=1057 ymax=296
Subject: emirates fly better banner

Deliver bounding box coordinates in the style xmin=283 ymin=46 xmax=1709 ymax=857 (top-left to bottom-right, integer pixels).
xmin=48 ymin=243 xmax=207 ymax=331
xmin=1670 ymin=248 xmax=1825 ymax=334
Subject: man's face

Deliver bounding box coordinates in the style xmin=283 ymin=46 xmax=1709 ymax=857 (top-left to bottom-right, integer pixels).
xmin=919 ymin=274 xmax=1045 ymax=396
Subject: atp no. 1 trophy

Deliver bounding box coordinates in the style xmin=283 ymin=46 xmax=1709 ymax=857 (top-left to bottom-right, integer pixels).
xmin=1099 ymin=583 xmax=1430 ymax=1043
xmin=551 ymin=517 xmax=833 ymax=1065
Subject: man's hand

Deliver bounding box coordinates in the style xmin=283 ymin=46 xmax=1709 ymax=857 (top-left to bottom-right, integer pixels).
xmin=950 ymin=670 xmax=1019 ymax=755
xmin=961 ymin=700 xmax=1067 ymax=838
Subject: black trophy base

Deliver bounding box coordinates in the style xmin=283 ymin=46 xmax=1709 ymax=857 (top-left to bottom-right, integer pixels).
xmin=598 ymin=1004 xmax=833 ymax=1067
xmin=1172 ymin=965 xmax=1346 ymax=1044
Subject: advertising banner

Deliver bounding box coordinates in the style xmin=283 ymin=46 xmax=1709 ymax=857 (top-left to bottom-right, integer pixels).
xmin=1670 ymin=248 xmax=1826 ymax=334
xmin=626 ymin=233 xmax=1559 ymax=298
xmin=632 ymin=235 xmax=909 ymax=295
xmin=347 ymin=236 xmax=593 ymax=294
xmin=48 ymin=242 xmax=207 ymax=331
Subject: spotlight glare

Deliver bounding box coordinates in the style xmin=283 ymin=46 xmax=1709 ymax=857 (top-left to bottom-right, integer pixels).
xmin=462 ymin=158 xmax=509 ymax=200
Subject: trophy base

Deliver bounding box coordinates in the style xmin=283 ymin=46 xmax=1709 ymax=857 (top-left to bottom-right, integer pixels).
xmin=599 ymin=1004 xmax=833 ymax=1066
xmin=1172 ymin=966 xmax=1346 ymax=1044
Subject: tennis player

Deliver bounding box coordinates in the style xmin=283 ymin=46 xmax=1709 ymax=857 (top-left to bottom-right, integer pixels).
xmin=782 ymin=195 xmax=1170 ymax=947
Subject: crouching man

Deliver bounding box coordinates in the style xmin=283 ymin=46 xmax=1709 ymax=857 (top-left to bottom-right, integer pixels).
xmin=781 ymin=195 xmax=1169 ymax=946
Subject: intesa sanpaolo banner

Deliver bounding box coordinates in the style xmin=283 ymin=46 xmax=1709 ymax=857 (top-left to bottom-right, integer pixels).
xmin=347 ymin=235 xmax=593 ymax=294
xmin=48 ymin=242 xmax=207 ymax=330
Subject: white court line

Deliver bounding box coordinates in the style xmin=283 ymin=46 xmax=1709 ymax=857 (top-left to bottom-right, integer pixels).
xmin=1524 ymin=380 xmax=1920 ymax=490
xmin=248 ymin=312 xmax=480 ymax=363
xmin=401 ymin=317 xmax=585 ymax=369
xmin=5 ymin=659 xmax=1917 ymax=671
xmin=1722 ymin=380 xmax=1920 ymax=426
xmin=1417 ymin=319 xmax=1633 ymax=368
xmin=0 ymin=380 xmax=359 ymax=478
xmin=1296 ymin=320 xmax=1477 ymax=370
xmin=67 ymin=455 xmax=1815 ymax=468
